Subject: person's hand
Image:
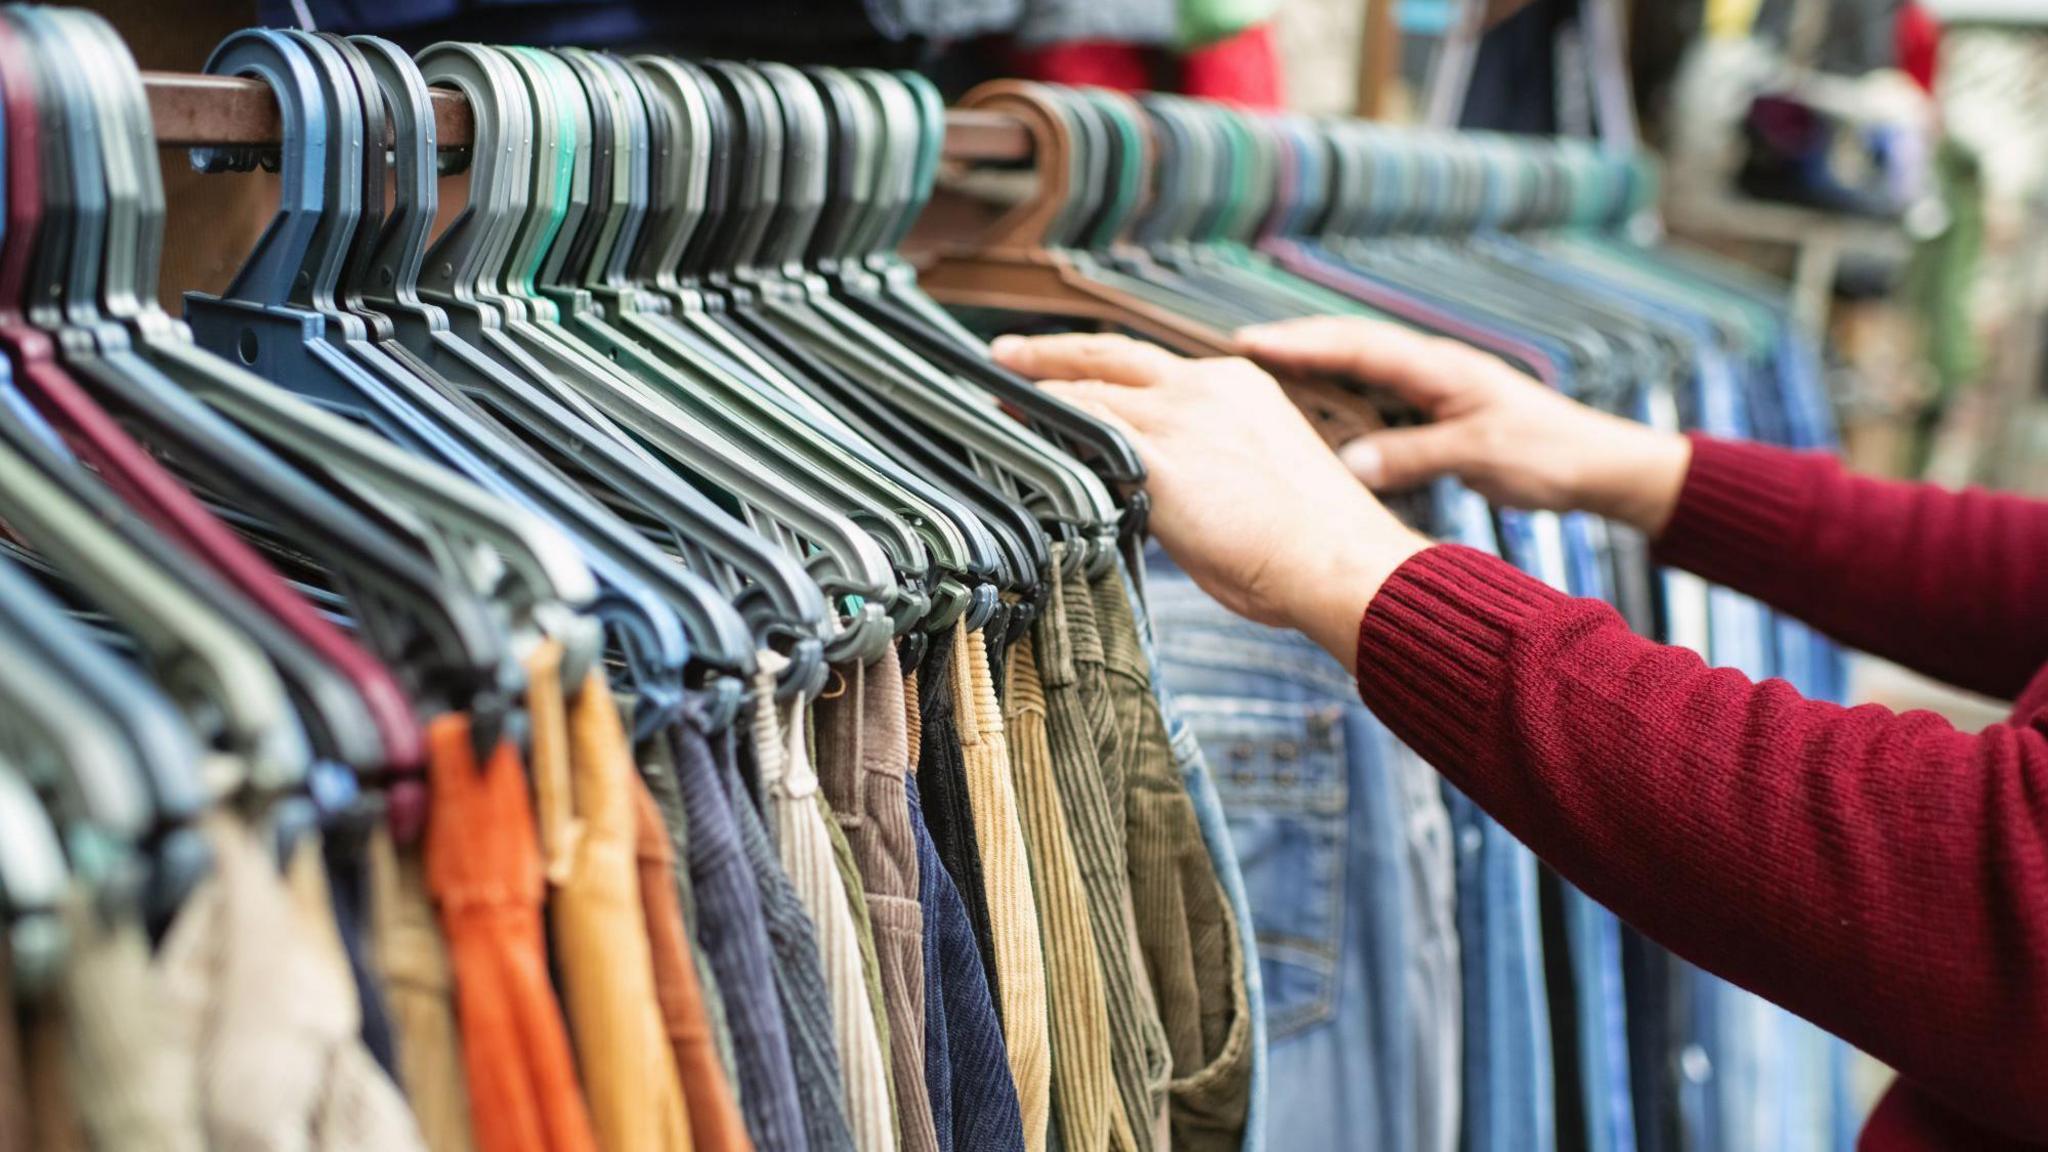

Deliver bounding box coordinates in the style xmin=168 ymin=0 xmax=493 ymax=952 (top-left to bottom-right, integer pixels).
xmin=990 ymin=333 xmax=1428 ymax=663
xmin=1236 ymin=316 xmax=1692 ymax=536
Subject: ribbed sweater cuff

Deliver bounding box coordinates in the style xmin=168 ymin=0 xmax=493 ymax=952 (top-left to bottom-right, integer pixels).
xmin=1355 ymin=543 xmax=1568 ymax=769
xmin=1651 ymin=433 xmax=1825 ymax=590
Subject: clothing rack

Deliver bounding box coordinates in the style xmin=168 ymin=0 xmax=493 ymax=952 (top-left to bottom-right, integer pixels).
xmin=139 ymin=69 xmax=1034 ymax=160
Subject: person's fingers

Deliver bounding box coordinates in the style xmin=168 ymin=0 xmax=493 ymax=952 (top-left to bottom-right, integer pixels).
xmin=1236 ymin=317 xmax=1489 ymax=409
xmin=1039 ymin=381 xmax=1155 ymax=447
xmin=1336 ymin=422 xmax=1471 ymax=490
xmin=991 ymin=332 xmax=1185 ymax=389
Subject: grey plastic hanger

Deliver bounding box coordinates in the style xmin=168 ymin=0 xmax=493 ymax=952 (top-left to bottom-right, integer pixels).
xmin=33 ymin=24 xmax=495 ymax=754
xmin=773 ymin=67 xmax=1119 ymax=577
xmin=815 ymin=70 xmax=1141 ymax=575
xmin=525 ymin=49 xmax=972 ymax=642
xmin=25 ymin=9 xmax=395 ymax=775
xmin=408 ymin=40 xmax=889 ymax=666
xmin=181 ymin=31 xmax=602 ymax=738
xmin=341 ymin=41 xmax=820 ymax=721
xmin=484 ymin=44 xmax=907 ymax=669
xmin=581 ymin=55 xmax=993 ymax=642
xmin=0 ymin=416 xmax=307 ymax=794
xmin=273 ymin=27 xmax=719 ymax=709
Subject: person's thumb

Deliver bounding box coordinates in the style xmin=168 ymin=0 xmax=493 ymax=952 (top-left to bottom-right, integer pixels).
xmin=1337 ymin=423 xmax=1468 ymax=490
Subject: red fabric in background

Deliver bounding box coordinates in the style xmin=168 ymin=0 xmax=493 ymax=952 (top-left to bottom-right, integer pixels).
xmin=1004 ymin=41 xmax=1156 ymax=90
xmin=1004 ymin=23 xmax=1284 ymax=108
xmin=1896 ymin=2 xmax=1939 ymax=93
xmin=1179 ymin=24 xmax=1284 ymax=108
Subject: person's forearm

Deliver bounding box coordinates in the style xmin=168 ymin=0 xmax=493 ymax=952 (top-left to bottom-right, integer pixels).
xmin=1355 ymin=544 xmax=2048 ymax=1141
xmin=1559 ymin=416 xmax=1693 ymax=538
xmin=1654 ymin=435 xmax=2048 ymax=699
xmin=1281 ymin=514 xmax=1428 ymax=669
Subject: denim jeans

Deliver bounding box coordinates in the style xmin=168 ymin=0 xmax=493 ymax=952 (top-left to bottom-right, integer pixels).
xmin=1143 ymin=546 xmax=1414 ymax=1152
xmin=1426 ymin=482 xmax=1559 ymax=1152
xmin=1492 ymin=508 xmax=1639 ymax=1152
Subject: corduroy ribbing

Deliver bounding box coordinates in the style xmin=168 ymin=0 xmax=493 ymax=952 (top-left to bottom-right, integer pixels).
xmin=751 ymin=653 xmax=895 ymax=1152
xmin=952 ymin=628 xmax=1055 ymax=1152
xmin=1004 ymin=636 xmax=1115 ymax=1152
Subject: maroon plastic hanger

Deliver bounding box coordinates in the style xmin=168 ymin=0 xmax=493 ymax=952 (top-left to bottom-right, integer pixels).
xmin=0 ymin=17 xmax=423 ymax=773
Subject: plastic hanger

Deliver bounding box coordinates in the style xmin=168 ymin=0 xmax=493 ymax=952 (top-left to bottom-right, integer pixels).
xmin=181 ymin=30 xmax=612 ymax=755
xmin=741 ymin=64 xmax=1054 ymax=592
xmin=38 ymin=20 xmax=510 ymax=752
xmin=275 ymin=29 xmax=710 ymax=722
xmin=521 ymin=48 xmax=971 ymax=644
xmin=507 ymin=44 xmax=936 ymax=674
xmin=187 ymin=30 xmax=596 ymax=641
xmin=713 ymin=63 xmax=1118 ymax=588
xmin=919 ymin=81 xmax=1392 ymax=450
xmin=419 ymin=44 xmax=892 ymax=668
xmin=662 ymin=60 xmax=1006 ymax=625
xmin=0 ymin=23 xmax=217 ymax=912
xmin=415 ymin=40 xmax=891 ymax=675
xmin=821 ymin=72 xmax=1140 ymax=567
xmin=17 ymin=8 xmax=397 ymax=778
xmin=0 ymin=10 xmax=311 ymax=799
xmin=664 ymin=60 xmax=1034 ymax=647
xmin=809 ymin=72 xmax=1142 ymax=528
xmin=340 ymin=40 xmax=822 ymax=720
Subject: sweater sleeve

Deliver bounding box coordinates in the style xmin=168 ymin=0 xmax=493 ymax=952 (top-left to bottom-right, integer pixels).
xmin=1358 ymin=545 xmax=2048 ymax=1141
xmin=1654 ymin=433 xmax=2048 ymax=700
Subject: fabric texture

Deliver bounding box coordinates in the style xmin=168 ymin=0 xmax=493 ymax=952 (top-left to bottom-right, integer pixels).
xmin=907 ymin=771 xmax=1029 ymax=1152
xmin=1003 ymin=634 xmax=1116 ymax=1152
xmin=1147 ymin=546 xmax=1421 ymax=1152
xmin=950 ymin=626 xmax=1055 ymax=1152
xmin=322 ymin=816 xmax=400 ymax=1080
xmin=1125 ymin=552 xmax=1270 ymax=1152
xmin=671 ymin=713 xmax=809 ymax=1152
xmin=722 ymin=711 xmax=859 ymax=1152
xmin=21 ymin=941 xmax=85 ymax=1152
xmin=749 ymin=650 xmax=895 ymax=1152
xmin=67 ymin=887 xmax=203 ymax=1152
xmin=813 ymin=648 xmax=940 ymax=1152
xmin=157 ymin=813 xmax=424 ymax=1152
xmin=637 ymin=730 xmax=740 ymax=1085
xmin=536 ymin=647 xmax=693 ymax=1152
xmin=631 ymin=773 xmax=754 ymax=1152
xmin=0 ymin=938 xmax=27 ymax=1152
xmin=819 ymin=794 xmax=899 ymax=1134
xmin=423 ymin=713 xmax=598 ymax=1152
xmin=913 ymin=629 xmax=1004 ymax=1010
xmin=1356 ymin=434 xmax=2048 ymax=1151
xmin=367 ymin=822 xmax=477 ymax=1152
xmin=1035 ymin=554 xmax=1172 ymax=1152
xmin=1012 ymin=0 xmax=1175 ymax=47
xmin=1094 ymin=570 xmax=1253 ymax=1152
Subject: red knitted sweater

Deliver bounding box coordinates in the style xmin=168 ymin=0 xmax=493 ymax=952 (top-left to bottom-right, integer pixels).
xmin=1355 ymin=434 xmax=2048 ymax=1150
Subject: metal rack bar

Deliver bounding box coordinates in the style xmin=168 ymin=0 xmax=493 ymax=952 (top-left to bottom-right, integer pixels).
xmin=141 ymin=69 xmax=1032 ymax=161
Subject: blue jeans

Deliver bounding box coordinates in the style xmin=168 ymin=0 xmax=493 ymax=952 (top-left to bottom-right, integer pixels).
xmin=1144 ymin=545 xmax=1415 ymax=1152
xmin=1444 ymin=785 xmax=1555 ymax=1152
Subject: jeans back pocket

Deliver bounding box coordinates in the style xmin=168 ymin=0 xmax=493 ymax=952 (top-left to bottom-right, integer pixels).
xmin=1178 ymin=695 xmax=1350 ymax=1040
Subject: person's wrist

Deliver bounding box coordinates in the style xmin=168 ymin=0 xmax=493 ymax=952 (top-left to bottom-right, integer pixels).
xmin=1567 ymin=420 xmax=1692 ymax=537
xmin=1283 ymin=501 xmax=1429 ymax=666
